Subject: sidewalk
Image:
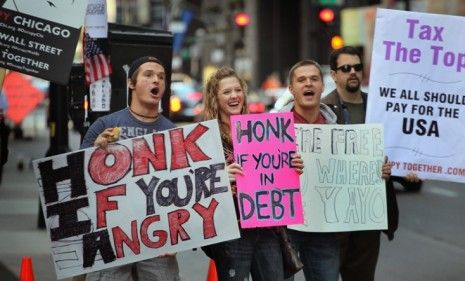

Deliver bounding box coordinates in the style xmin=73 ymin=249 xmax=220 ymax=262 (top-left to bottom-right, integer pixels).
xmin=0 ymin=122 xmax=79 ymax=280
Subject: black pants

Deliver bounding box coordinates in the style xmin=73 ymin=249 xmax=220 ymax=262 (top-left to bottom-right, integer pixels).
xmin=339 ymin=230 xmax=381 ymax=281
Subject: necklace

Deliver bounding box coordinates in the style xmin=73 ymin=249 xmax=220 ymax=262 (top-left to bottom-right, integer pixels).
xmin=129 ymin=107 xmax=160 ymax=120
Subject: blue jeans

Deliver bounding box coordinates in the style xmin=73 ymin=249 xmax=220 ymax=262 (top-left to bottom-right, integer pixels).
xmin=204 ymin=228 xmax=284 ymax=281
xmin=287 ymin=230 xmax=340 ymax=281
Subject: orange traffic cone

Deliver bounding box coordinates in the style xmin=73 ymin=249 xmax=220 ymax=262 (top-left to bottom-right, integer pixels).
xmin=206 ymin=259 xmax=218 ymax=281
xmin=19 ymin=256 xmax=35 ymax=281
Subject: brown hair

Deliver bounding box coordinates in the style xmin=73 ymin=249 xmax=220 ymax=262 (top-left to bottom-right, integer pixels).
xmin=288 ymin=59 xmax=323 ymax=84
xmin=203 ymin=66 xmax=248 ymax=145
xmin=329 ymin=46 xmax=362 ymax=70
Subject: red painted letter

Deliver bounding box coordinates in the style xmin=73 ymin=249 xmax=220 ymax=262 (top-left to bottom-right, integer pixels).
xmin=112 ymin=220 xmax=140 ymax=258
xmin=89 ymin=144 xmax=131 ymax=185
xmin=132 ymin=134 xmax=167 ymax=176
xmin=170 ymin=124 xmax=210 ymax=170
xmin=96 ymin=185 xmax=126 ymax=228
xmin=168 ymin=209 xmax=191 ymax=245
xmin=193 ymin=198 xmax=219 ymax=239
xmin=140 ymin=215 xmax=167 ymax=249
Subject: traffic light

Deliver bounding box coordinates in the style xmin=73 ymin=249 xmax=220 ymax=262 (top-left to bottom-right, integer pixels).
xmin=311 ymin=6 xmax=341 ymax=62
xmin=319 ymin=8 xmax=335 ymax=24
xmin=331 ymin=35 xmax=344 ymax=49
xmin=234 ymin=12 xmax=250 ymax=27
xmin=233 ymin=11 xmax=249 ymax=50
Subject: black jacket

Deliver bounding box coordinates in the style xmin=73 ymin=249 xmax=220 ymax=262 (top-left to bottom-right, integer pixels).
xmin=321 ymin=90 xmax=399 ymax=240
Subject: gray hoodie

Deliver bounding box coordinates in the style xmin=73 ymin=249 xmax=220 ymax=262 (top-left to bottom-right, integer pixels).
xmin=277 ymin=96 xmax=337 ymax=125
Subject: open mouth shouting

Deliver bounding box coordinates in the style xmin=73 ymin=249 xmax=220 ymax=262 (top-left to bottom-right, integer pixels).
xmin=150 ymin=87 xmax=160 ymax=97
xmin=303 ymin=90 xmax=315 ymax=97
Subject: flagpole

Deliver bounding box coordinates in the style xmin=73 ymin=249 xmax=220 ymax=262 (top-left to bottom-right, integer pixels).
xmin=122 ymin=64 xmax=129 ymax=107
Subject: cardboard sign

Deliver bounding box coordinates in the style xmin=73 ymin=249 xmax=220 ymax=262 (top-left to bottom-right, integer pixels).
xmin=32 ymin=120 xmax=240 ymax=279
xmin=289 ymin=124 xmax=387 ymax=232
xmin=0 ymin=0 xmax=88 ymax=84
xmin=366 ymin=8 xmax=465 ymax=183
xmin=231 ymin=112 xmax=303 ymax=228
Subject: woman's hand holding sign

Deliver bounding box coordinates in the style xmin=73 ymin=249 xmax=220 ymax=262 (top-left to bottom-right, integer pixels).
xmin=291 ymin=153 xmax=304 ymax=175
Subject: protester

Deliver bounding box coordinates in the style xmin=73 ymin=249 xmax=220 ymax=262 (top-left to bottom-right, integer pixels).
xmin=270 ymin=57 xmax=396 ymax=281
xmin=279 ymin=60 xmax=340 ymax=281
xmin=322 ymin=46 xmax=418 ymax=281
xmin=201 ymin=66 xmax=304 ymax=281
xmin=81 ymin=56 xmax=180 ymax=281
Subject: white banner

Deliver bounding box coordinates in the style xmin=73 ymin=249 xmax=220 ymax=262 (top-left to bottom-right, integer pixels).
xmin=85 ymin=0 xmax=108 ymax=38
xmin=33 ymin=120 xmax=240 ymax=279
xmin=89 ymin=77 xmax=111 ymax=112
xmin=366 ymin=8 xmax=465 ymax=183
xmin=2 ymin=0 xmax=88 ymax=28
xmin=289 ymin=124 xmax=387 ymax=232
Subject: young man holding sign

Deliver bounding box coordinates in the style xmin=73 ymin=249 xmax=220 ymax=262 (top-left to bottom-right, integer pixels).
xmin=279 ymin=60 xmax=341 ymax=281
xmin=81 ymin=56 xmax=180 ymax=281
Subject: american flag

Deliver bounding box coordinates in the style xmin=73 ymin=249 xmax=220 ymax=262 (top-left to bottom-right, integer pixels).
xmin=84 ymin=33 xmax=111 ymax=85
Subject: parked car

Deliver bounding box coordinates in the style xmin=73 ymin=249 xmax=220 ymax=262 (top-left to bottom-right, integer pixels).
xmin=169 ymin=81 xmax=203 ymax=121
xmin=248 ymin=101 xmax=266 ymax=113
xmin=246 ymin=91 xmax=267 ymax=114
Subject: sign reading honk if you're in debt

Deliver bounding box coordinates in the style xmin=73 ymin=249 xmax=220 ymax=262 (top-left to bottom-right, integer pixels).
xmin=289 ymin=123 xmax=387 ymax=232
xmin=231 ymin=112 xmax=303 ymax=228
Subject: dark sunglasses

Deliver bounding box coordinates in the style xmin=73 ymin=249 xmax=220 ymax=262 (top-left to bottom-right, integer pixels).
xmin=336 ymin=63 xmax=363 ymax=73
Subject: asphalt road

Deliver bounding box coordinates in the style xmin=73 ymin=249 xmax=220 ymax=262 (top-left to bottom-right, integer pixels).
xmin=375 ymin=180 xmax=465 ymax=281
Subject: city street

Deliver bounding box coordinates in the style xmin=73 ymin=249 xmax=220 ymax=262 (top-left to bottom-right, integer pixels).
xmin=0 ymin=113 xmax=464 ymax=280
xmin=2 ymin=0 xmax=465 ymax=280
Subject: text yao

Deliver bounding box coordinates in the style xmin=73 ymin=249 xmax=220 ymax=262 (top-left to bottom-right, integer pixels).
xmin=316 ymin=186 xmax=385 ymax=225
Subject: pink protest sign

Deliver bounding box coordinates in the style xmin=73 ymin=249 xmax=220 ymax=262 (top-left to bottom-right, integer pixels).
xmin=231 ymin=112 xmax=303 ymax=228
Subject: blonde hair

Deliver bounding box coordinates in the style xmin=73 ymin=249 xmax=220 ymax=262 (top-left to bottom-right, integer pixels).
xmin=203 ymin=66 xmax=248 ymax=145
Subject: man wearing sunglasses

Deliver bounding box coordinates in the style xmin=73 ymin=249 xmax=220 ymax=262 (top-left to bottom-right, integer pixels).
xmin=321 ymin=46 xmax=398 ymax=281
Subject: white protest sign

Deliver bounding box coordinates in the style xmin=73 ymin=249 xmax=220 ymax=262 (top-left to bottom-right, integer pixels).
xmin=85 ymin=0 xmax=108 ymax=38
xmin=366 ymin=8 xmax=465 ymax=183
xmin=89 ymin=77 xmax=111 ymax=112
xmin=289 ymin=124 xmax=387 ymax=232
xmin=32 ymin=120 xmax=240 ymax=279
